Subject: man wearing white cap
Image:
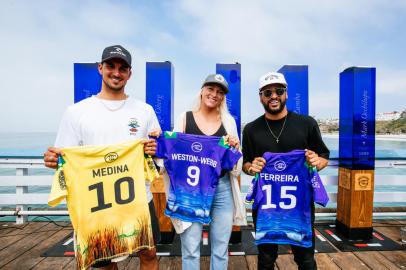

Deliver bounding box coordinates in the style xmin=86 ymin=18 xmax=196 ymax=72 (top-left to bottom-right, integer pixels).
xmin=242 ymin=72 xmax=329 ymax=269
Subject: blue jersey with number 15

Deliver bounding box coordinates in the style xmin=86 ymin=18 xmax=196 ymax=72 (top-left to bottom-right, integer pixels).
xmin=155 ymin=131 xmax=242 ymax=224
xmin=246 ymin=150 xmax=329 ymax=247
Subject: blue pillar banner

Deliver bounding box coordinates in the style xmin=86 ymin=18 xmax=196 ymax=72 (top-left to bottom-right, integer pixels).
xmin=74 ymin=63 xmax=101 ymax=103
xmin=146 ymin=61 xmax=174 ymax=131
xmin=216 ymin=63 xmax=241 ymax=137
xmin=339 ymin=67 xmax=376 ymax=169
xmin=278 ymin=65 xmax=309 ymax=115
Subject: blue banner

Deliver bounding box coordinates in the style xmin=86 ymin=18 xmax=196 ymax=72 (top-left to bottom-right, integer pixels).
xmin=74 ymin=63 xmax=101 ymax=103
xmin=146 ymin=61 xmax=174 ymax=131
xmin=278 ymin=65 xmax=309 ymax=115
xmin=339 ymin=67 xmax=376 ymax=169
xmin=216 ymin=63 xmax=241 ymax=137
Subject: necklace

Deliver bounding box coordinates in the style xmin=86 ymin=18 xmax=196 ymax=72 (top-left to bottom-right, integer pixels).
xmin=97 ymin=94 xmax=128 ymax=112
xmin=264 ymin=114 xmax=287 ymax=143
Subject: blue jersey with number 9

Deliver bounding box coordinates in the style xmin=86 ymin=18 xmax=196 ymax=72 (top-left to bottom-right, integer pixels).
xmin=245 ymin=150 xmax=329 ymax=247
xmin=155 ymin=131 xmax=242 ymax=224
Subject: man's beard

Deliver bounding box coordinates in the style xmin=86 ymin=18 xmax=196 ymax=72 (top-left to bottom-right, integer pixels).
xmin=262 ymin=98 xmax=286 ymax=115
xmin=103 ymin=77 xmax=125 ymax=92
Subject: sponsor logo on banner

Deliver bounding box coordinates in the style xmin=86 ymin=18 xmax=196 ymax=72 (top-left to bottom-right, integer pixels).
xmin=274 ymin=160 xmax=286 ymax=171
xmin=191 ymin=142 xmax=203 ymax=153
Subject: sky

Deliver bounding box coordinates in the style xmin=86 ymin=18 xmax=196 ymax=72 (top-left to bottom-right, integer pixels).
xmin=1 ymin=0 xmax=405 ymax=132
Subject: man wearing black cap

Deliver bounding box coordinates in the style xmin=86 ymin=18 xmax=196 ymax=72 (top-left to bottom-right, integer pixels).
xmin=43 ymin=45 xmax=160 ymax=270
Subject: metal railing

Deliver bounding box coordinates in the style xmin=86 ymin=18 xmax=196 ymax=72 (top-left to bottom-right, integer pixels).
xmin=1 ymin=157 xmax=406 ymax=224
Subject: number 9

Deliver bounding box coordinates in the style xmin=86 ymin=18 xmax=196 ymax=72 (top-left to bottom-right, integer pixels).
xmin=187 ymin=166 xmax=200 ymax=186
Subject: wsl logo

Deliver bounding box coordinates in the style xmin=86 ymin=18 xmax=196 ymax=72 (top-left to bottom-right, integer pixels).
xmin=191 ymin=142 xmax=203 ymax=153
xmin=274 ymin=160 xmax=286 ymax=171
xmin=105 ymin=152 xmax=118 ymax=163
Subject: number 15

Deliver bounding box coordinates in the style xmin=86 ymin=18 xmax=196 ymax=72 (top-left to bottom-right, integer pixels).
xmin=262 ymin=185 xmax=297 ymax=210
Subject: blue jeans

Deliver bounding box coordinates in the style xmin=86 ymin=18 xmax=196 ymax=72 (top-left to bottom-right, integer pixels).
xmin=180 ymin=174 xmax=234 ymax=270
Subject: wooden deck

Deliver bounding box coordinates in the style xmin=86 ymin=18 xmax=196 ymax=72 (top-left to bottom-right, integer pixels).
xmin=0 ymin=221 xmax=406 ymax=269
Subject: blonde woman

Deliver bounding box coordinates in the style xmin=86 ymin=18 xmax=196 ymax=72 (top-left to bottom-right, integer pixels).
xmin=170 ymin=74 xmax=246 ymax=269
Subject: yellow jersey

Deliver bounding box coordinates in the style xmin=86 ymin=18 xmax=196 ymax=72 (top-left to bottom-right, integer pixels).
xmin=48 ymin=139 xmax=158 ymax=269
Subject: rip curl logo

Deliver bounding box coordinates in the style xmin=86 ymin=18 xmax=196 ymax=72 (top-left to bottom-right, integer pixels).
xmin=104 ymin=152 xmax=118 ymax=163
xmin=110 ymin=46 xmax=126 ymax=56
xmin=191 ymin=142 xmax=203 ymax=152
xmin=128 ymin=118 xmax=140 ymax=135
xmin=274 ymin=160 xmax=286 ymax=171
xmin=215 ymin=74 xmax=225 ymax=82
xmin=311 ymin=176 xmax=320 ymax=189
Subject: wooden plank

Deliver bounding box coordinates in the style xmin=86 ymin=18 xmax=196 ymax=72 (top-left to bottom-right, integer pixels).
xmin=276 ymin=254 xmax=297 ymax=270
xmin=159 ymin=256 xmax=182 ymax=270
xmin=1 ymin=227 xmax=70 ymax=269
xmin=228 ymin=256 xmax=248 ymax=270
xmin=328 ymin=252 xmax=370 ymax=270
xmin=374 ymin=226 xmax=402 ymax=244
xmin=0 ymin=225 xmax=62 ymax=268
xmin=200 ymin=256 xmax=210 ymax=270
xmin=245 ymin=255 xmax=258 ymax=270
xmin=62 ymin=258 xmax=77 ymax=269
xmin=0 ymin=232 xmax=26 ymax=251
xmin=120 ymin=257 xmax=140 ymax=270
xmin=315 ymin=253 xmax=340 ymax=270
xmin=379 ymin=251 xmax=406 ymax=269
xmin=0 ymin=221 xmax=49 ymax=237
xmin=0 ymin=222 xmax=19 ymax=236
xmin=354 ymin=251 xmax=401 ymax=270
xmin=31 ymin=257 xmax=74 ymax=270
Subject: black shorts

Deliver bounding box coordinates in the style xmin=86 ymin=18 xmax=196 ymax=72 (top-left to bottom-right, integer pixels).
xmin=92 ymin=200 xmax=161 ymax=268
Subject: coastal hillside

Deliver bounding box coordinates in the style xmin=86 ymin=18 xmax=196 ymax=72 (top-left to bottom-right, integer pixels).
xmin=317 ymin=109 xmax=406 ymax=134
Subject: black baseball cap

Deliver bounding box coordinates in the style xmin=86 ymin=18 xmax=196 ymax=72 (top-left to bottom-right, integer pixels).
xmin=101 ymin=45 xmax=132 ymax=67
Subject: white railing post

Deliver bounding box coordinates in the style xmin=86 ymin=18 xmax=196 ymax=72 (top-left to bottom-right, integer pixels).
xmin=15 ymin=168 xmax=28 ymax=224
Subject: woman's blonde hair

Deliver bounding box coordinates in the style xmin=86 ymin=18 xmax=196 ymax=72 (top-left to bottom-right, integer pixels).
xmin=191 ymin=87 xmax=233 ymax=121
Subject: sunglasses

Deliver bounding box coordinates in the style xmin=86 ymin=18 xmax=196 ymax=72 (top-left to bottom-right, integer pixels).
xmin=259 ymin=88 xmax=286 ymax=97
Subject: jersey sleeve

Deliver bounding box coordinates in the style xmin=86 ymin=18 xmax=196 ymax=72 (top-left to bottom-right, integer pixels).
xmin=144 ymin=155 xmax=160 ymax=182
xmin=219 ymin=137 xmax=242 ymax=171
xmin=155 ymin=134 xmax=168 ymax=159
xmin=309 ymin=168 xmax=329 ymax=207
xmin=48 ymin=156 xmax=68 ymax=207
xmin=245 ymin=175 xmax=262 ymax=209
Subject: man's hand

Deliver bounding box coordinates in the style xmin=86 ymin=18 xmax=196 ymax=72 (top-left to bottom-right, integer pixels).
xmin=43 ymin=147 xmax=63 ymax=169
xmin=144 ymin=139 xmax=157 ymax=156
xmin=305 ymin=149 xmax=328 ymax=171
xmin=244 ymin=157 xmax=266 ymax=175
xmin=148 ymin=129 xmax=161 ymax=138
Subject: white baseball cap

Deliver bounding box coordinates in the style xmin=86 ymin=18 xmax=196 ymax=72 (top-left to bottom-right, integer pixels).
xmin=259 ymin=72 xmax=287 ymax=90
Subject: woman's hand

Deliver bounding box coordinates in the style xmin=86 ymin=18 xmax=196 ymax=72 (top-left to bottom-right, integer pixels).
xmin=226 ymin=135 xmax=240 ymax=150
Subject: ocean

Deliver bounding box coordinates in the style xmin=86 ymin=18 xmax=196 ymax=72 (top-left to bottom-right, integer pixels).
xmin=0 ymin=132 xmax=405 ymax=221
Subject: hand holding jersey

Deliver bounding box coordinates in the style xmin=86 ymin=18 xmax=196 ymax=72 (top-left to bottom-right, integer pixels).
xmin=48 ymin=140 xmax=159 ymax=270
xmin=245 ymin=150 xmax=329 ymax=247
xmin=155 ymin=131 xmax=242 ymax=224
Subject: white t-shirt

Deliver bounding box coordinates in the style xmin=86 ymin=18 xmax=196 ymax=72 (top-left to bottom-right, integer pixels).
xmin=55 ymin=95 xmax=160 ymax=201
